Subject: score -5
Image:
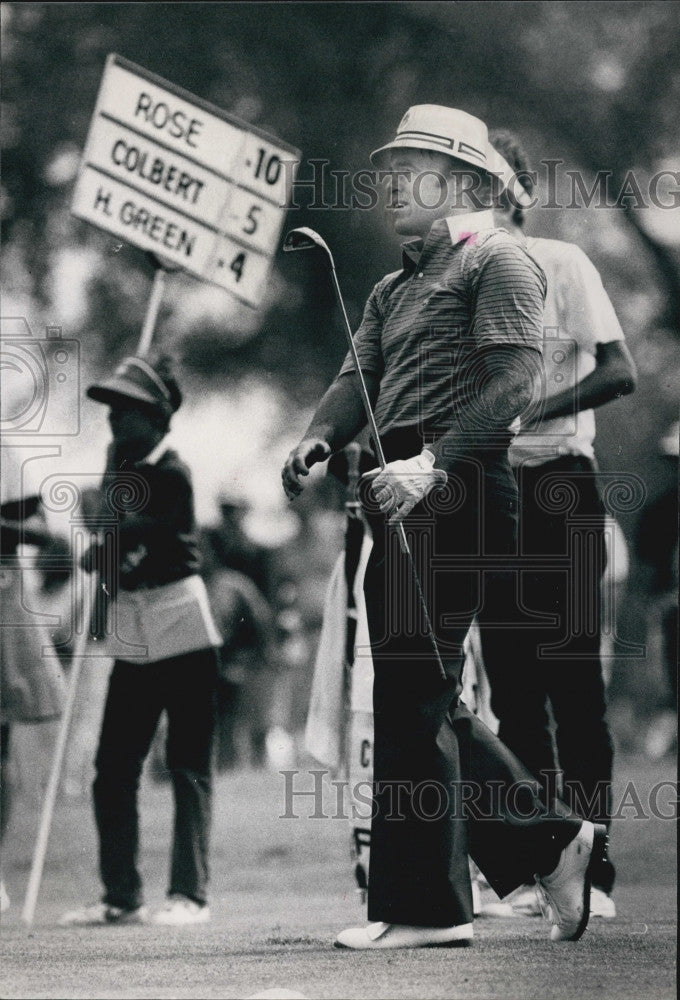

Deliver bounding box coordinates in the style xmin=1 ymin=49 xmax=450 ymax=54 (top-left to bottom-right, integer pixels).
xmin=227 ymin=188 xmax=281 ymax=252
xmin=242 ymin=203 xmax=261 ymax=235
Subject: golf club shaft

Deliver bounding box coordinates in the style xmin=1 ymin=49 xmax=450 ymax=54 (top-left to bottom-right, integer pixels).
xmin=329 ymin=267 xmax=388 ymax=470
xmin=328 ymin=264 xmax=447 ymax=683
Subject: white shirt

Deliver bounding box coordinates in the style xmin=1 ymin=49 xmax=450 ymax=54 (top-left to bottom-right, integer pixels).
xmin=509 ymin=237 xmax=625 ymax=467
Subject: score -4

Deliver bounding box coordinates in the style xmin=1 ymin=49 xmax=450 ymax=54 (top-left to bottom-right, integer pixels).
xmin=211 ymin=236 xmax=272 ymax=303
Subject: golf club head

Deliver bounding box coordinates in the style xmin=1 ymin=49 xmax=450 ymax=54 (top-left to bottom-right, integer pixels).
xmin=283 ymin=227 xmax=332 ymax=258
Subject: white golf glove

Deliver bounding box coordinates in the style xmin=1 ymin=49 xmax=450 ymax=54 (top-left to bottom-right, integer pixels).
xmin=362 ymin=449 xmax=447 ymax=524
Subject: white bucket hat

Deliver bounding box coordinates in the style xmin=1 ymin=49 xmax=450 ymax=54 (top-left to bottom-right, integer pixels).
xmin=370 ymin=104 xmax=533 ymax=207
xmin=371 ymin=105 xmax=490 ymax=169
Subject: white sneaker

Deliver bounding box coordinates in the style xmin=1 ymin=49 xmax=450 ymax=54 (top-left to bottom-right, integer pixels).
xmin=477 ymin=898 xmax=516 ymax=918
xmin=590 ymin=886 xmax=616 ymax=919
xmin=334 ymin=921 xmax=473 ymax=950
xmin=58 ymin=902 xmax=148 ymax=926
xmin=152 ymin=895 xmax=210 ymax=926
xmin=504 ymin=884 xmax=542 ymax=917
xmin=0 ymin=880 xmax=10 ymax=915
xmin=535 ymin=821 xmax=607 ymax=942
xmin=471 ymin=878 xmax=516 ymax=918
xmin=468 ymin=859 xmax=517 ymax=918
xmin=265 ymin=727 xmax=297 ymax=769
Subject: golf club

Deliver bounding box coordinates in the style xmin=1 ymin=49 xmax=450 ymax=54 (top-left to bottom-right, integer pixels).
xmin=284 ymin=226 xmax=447 ymax=682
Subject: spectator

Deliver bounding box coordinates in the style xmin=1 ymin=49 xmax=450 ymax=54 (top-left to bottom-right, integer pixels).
xmin=205 ymin=565 xmax=277 ymax=770
xmin=474 ymin=129 xmax=638 ymax=918
xmin=1 ymin=452 xmax=66 ymax=915
xmin=635 ymin=421 xmax=678 ymax=759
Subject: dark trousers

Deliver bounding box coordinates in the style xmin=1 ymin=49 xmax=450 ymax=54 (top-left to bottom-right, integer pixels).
xmin=363 ymin=453 xmax=582 ymax=928
xmin=93 ymin=648 xmax=218 ymax=910
xmin=479 ymin=456 xmax=615 ymax=892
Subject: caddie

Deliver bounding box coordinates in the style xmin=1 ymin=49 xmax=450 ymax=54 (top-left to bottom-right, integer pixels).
xmin=283 ymin=105 xmax=607 ymax=949
xmin=60 ymin=354 xmax=221 ymax=928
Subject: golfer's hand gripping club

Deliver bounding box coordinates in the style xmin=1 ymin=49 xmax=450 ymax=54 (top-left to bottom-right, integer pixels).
xmin=363 ymin=451 xmax=448 ymax=524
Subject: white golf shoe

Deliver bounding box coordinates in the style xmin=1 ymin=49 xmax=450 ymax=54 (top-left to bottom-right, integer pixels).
xmin=58 ymin=901 xmax=148 ymax=926
xmin=334 ymin=921 xmax=473 ymax=950
xmin=589 ymin=886 xmax=617 ymax=919
xmin=535 ymin=821 xmax=608 ymax=942
xmin=152 ymin=895 xmax=210 ymax=926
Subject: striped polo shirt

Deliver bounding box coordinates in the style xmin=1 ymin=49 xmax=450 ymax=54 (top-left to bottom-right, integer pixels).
xmin=338 ymin=211 xmax=546 ymax=449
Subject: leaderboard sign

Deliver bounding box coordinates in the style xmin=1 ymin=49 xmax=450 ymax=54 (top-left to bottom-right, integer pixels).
xmin=71 ymin=54 xmax=300 ymax=306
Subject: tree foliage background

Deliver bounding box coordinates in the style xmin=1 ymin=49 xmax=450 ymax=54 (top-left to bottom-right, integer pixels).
xmin=1 ymin=2 xmax=678 ymax=711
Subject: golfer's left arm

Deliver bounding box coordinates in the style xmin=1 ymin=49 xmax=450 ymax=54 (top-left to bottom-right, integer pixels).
xmin=427 ymin=344 xmax=543 ymax=470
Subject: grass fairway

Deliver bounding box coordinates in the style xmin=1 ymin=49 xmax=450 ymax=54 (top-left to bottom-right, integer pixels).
xmin=1 ymin=751 xmax=676 ymax=1000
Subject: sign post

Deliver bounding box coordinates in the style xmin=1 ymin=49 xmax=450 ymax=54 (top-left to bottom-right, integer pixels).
xmin=136 ymin=267 xmax=168 ymax=356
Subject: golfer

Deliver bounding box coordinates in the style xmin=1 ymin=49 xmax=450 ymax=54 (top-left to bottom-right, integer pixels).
xmin=60 ymin=354 xmax=221 ymax=927
xmin=283 ymin=105 xmax=606 ymax=949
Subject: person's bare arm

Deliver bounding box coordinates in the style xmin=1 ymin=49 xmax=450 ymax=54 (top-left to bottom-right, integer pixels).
xmin=529 ymin=340 xmax=637 ymax=425
xmin=282 ymin=372 xmax=377 ymax=497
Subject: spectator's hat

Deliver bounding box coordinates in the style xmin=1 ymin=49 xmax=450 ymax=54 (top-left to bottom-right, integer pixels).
xmin=370 ymin=104 xmax=533 ymax=206
xmin=87 ymin=356 xmax=181 ymax=419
